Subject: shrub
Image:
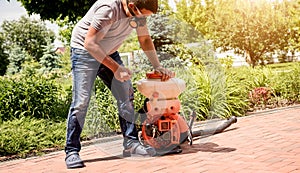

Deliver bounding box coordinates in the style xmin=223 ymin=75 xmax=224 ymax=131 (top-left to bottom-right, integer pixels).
xmin=6 ymin=46 xmax=28 ymax=75
xmin=0 ymin=75 xmax=70 ymax=122
xmin=0 ymin=117 xmax=66 ymax=157
xmin=39 ymin=40 xmax=62 ymax=72
xmin=178 ymin=64 xmax=248 ymax=120
xmin=270 ymin=63 xmax=300 ymax=104
xmin=218 ymin=56 xmax=234 ymax=69
xmin=249 ymin=87 xmax=272 ymax=108
xmin=232 ymin=63 xmax=300 ymax=111
xmin=0 ymin=33 xmax=9 ymax=76
xmin=83 ymin=79 xmax=120 ymax=138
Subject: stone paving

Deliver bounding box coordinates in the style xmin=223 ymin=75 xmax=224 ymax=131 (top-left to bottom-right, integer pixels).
xmin=0 ymin=106 xmax=300 ymax=173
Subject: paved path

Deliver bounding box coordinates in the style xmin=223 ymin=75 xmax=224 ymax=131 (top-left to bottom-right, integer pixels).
xmin=1 ymin=106 xmax=300 ymax=173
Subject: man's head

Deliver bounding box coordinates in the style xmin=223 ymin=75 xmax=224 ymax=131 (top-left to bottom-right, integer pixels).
xmin=127 ymin=0 xmax=158 ymax=14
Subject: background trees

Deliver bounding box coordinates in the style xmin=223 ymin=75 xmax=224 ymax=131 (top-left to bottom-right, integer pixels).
xmin=15 ymin=0 xmax=97 ymax=21
xmin=0 ymin=16 xmax=56 ymax=75
xmin=0 ymin=33 xmax=9 ymax=75
xmin=11 ymin=0 xmax=300 ymax=67
xmin=175 ymin=0 xmax=300 ymax=67
xmin=1 ymin=16 xmax=55 ymax=62
xmin=211 ymin=0 xmax=300 ymax=67
xmin=175 ymin=0 xmax=216 ymax=38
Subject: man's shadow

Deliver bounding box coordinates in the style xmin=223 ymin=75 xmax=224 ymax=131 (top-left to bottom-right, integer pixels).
xmin=83 ymin=155 xmax=123 ymax=163
xmin=83 ymin=141 xmax=236 ymax=164
xmin=83 ymin=128 xmax=238 ymax=163
xmin=180 ymin=127 xmax=238 ymax=154
xmin=181 ymin=142 xmax=236 ymax=154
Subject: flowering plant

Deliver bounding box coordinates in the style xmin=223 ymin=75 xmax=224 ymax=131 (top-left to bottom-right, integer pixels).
xmin=249 ymin=87 xmax=272 ymax=107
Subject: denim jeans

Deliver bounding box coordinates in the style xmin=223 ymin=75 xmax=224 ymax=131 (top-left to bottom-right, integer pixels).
xmin=65 ymin=48 xmax=138 ymax=154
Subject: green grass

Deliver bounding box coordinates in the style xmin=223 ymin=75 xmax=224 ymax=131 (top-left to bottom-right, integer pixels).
xmin=0 ymin=117 xmax=66 ymax=158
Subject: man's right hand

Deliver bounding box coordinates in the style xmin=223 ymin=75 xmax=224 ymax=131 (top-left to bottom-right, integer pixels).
xmin=154 ymin=66 xmax=174 ymax=81
xmin=114 ymin=66 xmax=132 ymax=82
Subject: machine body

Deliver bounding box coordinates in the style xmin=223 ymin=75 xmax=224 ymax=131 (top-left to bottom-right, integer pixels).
xmin=136 ymin=72 xmax=237 ymax=154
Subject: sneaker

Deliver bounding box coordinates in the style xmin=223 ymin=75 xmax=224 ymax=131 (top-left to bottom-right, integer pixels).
xmin=123 ymin=141 xmax=156 ymax=157
xmin=65 ymin=151 xmax=84 ymax=169
xmin=156 ymin=145 xmax=182 ymax=156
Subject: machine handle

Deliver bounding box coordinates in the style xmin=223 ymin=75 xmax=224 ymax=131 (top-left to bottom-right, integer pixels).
xmin=146 ymin=72 xmax=162 ymax=79
xmin=146 ymin=71 xmax=176 ymax=79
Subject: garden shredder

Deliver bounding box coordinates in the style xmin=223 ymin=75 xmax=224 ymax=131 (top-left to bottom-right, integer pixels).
xmin=136 ymin=72 xmax=237 ymax=155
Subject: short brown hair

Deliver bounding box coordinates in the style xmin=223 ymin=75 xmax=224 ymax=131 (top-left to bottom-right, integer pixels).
xmin=127 ymin=0 xmax=158 ymax=13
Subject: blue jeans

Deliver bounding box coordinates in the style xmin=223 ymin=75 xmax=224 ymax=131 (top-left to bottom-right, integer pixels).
xmin=65 ymin=48 xmax=138 ymax=154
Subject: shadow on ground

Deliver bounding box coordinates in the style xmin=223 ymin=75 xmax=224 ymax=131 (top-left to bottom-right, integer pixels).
xmin=181 ymin=142 xmax=236 ymax=154
xmin=83 ymin=155 xmax=123 ymax=163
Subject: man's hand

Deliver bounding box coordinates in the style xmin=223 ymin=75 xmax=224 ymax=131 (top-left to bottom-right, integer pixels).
xmin=154 ymin=66 xmax=175 ymax=81
xmin=114 ymin=66 xmax=132 ymax=82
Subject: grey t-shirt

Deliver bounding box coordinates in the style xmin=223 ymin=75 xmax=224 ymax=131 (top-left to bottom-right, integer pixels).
xmin=70 ymin=0 xmax=133 ymax=55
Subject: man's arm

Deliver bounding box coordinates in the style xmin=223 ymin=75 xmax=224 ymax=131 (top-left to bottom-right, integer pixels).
xmin=136 ymin=25 xmax=160 ymax=68
xmin=84 ymin=26 xmax=132 ymax=82
xmin=136 ymin=25 xmax=173 ymax=81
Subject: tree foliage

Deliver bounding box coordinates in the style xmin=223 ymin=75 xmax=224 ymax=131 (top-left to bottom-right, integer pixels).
xmin=0 ymin=33 xmax=9 ymax=76
xmin=212 ymin=0 xmax=300 ymax=67
xmin=55 ymin=17 xmax=76 ymax=45
xmin=12 ymin=0 xmax=97 ymax=21
xmin=1 ymin=16 xmax=56 ymax=62
xmin=175 ymin=0 xmax=216 ymax=38
xmin=6 ymin=46 xmax=28 ymax=75
xmin=174 ymin=0 xmax=300 ymax=67
xmin=39 ymin=39 xmax=62 ymax=72
xmin=148 ymin=11 xmax=176 ymax=51
xmin=10 ymin=0 xmax=300 ymax=67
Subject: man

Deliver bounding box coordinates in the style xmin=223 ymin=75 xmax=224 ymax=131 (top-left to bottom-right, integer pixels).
xmin=65 ymin=0 xmax=173 ymax=169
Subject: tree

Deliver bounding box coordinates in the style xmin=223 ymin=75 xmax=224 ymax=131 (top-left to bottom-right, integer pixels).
xmin=281 ymin=0 xmax=300 ymax=62
xmin=39 ymin=39 xmax=62 ymax=72
xmin=148 ymin=13 xmax=175 ymax=51
xmin=212 ymin=0 xmax=299 ymax=67
xmin=55 ymin=16 xmax=77 ymax=45
xmin=9 ymin=0 xmax=97 ymax=22
xmin=1 ymin=16 xmax=56 ymax=62
xmin=0 ymin=33 xmax=9 ymax=76
xmin=174 ymin=0 xmax=217 ymax=38
xmin=115 ymin=1 xmax=178 ymax=54
xmin=174 ymin=0 xmax=300 ymax=67
xmin=6 ymin=46 xmax=28 ymax=75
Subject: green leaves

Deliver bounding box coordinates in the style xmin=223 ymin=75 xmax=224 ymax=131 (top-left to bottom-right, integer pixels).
xmin=0 ymin=117 xmax=66 ymax=157
xmin=0 ymin=33 xmax=9 ymax=76
xmin=173 ymin=0 xmax=300 ymax=67
xmin=18 ymin=0 xmax=97 ymax=21
xmin=177 ymin=63 xmax=248 ymax=120
xmin=1 ymin=16 xmax=55 ymax=62
xmin=0 ymin=75 xmax=70 ymax=122
xmin=212 ymin=0 xmax=300 ymax=67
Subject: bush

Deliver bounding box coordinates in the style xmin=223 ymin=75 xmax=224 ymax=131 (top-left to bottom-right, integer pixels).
xmin=83 ymin=72 xmax=149 ymax=138
xmin=0 ymin=33 xmax=9 ymax=76
xmin=0 ymin=117 xmax=66 ymax=157
xmin=270 ymin=63 xmax=300 ymax=104
xmin=83 ymin=79 xmax=120 ymax=138
xmin=6 ymin=46 xmax=28 ymax=75
xmin=0 ymin=75 xmax=70 ymax=122
xmin=177 ymin=65 xmax=248 ymax=120
xmin=231 ymin=63 xmax=300 ymax=111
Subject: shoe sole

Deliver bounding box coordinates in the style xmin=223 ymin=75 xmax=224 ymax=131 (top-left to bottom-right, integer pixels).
xmin=123 ymin=149 xmax=156 ymax=157
xmin=67 ymin=162 xmax=85 ymax=169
